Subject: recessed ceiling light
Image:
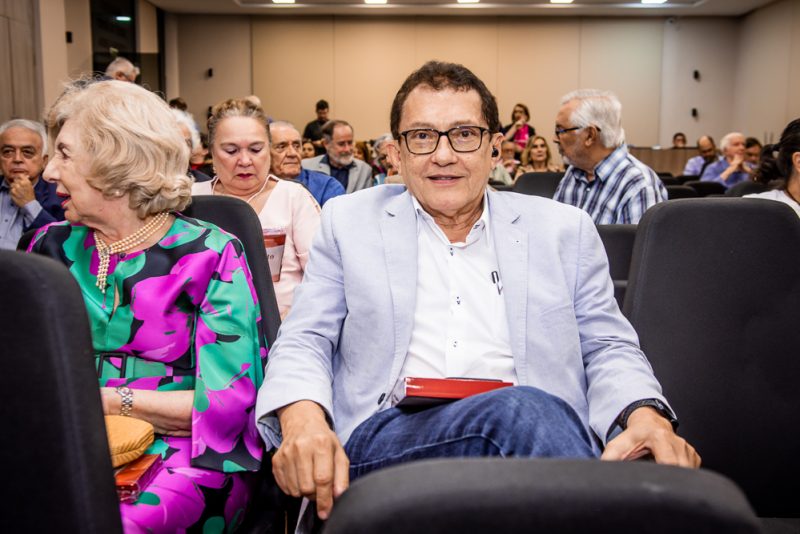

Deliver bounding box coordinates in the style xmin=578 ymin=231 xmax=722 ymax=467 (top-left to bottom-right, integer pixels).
xmin=272 ymin=0 xmax=295 ymax=3
xmin=550 ymin=0 xmax=574 ymax=4
xmin=641 ymin=0 xmax=668 ymax=4
xmin=365 ymin=0 xmax=387 ymax=4
xmin=457 ymin=0 xmax=480 ymax=4
xmin=115 ymin=15 xmax=132 ymax=22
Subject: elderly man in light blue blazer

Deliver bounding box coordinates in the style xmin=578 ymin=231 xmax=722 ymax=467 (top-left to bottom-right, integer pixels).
xmin=256 ymin=61 xmax=700 ymax=524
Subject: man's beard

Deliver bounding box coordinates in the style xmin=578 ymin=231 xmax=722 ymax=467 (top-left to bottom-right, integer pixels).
xmin=331 ymin=153 xmax=354 ymax=167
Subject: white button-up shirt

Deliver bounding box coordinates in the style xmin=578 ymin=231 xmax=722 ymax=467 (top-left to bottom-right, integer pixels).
xmin=399 ymin=192 xmax=517 ymax=385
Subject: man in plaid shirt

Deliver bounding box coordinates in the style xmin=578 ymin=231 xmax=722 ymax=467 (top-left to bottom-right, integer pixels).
xmin=553 ymin=90 xmax=666 ymax=224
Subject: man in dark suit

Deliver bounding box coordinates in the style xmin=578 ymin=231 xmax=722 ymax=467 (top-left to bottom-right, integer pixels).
xmin=0 ymin=119 xmax=65 ymax=249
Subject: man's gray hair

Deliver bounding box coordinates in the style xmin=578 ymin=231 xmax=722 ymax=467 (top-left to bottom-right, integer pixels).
xmin=321 ymin=120 xmax=352 ymax=141
xmin=561 ymin=89 xmax=625 ymax=148
xmin=268 ymin=120 xmax=299 ymax=134
xmin=170 ymin=108 xmax=201 ymax=151
xmin=105 ymin=57 xmax=140 ymax=79
xmin=373 ymin=133 xmax=394 ymax=152
xmin=0 ymin=118 xmax=48 ymax=154
xmin=720 ymin=132 xmax=744 ymax=153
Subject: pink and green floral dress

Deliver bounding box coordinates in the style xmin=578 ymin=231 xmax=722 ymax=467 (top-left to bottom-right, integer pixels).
xmin=29 ymin=214 xmax=267 ymax=533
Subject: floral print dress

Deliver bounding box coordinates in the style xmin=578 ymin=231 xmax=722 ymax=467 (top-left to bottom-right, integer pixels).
xmin=29 ymin=214 xmax=267 ymax=533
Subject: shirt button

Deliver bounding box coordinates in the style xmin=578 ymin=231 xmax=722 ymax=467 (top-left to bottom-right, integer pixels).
xmin=453 ymin=341 xmax=458 ymax=348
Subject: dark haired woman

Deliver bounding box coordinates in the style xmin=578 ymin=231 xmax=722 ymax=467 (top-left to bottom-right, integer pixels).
xmin=744 ymin=118 xmax=800 ymax=217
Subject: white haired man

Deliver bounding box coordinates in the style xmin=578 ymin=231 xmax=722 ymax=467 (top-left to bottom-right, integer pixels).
xmin=301 ymin=120 xmax=373 ymax=193
xmin=553 ymin=90 xmax=666 ymax=224
xmin=269 ymin=121 xmax=345 ymax=206
xmin=105 ymin=57 xmax=140 ymax=83
xmin=0 ymin=119 xmax=64 ymax=249
xmin=699 ymin=132 xmax=753 ymax=190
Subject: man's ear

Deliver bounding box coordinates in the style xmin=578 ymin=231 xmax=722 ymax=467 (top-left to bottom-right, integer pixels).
xmin=792 ymin=151 xmax=800 ymax=174
xmin=584 ymin=126 xmax=599 ymax=148
xmin=386 ymin=140 xmax=402 ymax=175
xmin=37 ymin=154 xmax=49 ymax=178
xmin=490 ymin=133 xmax=504 ymax=159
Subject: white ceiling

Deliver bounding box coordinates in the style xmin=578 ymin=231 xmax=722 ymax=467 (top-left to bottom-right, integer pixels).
xmin=147 ymin=0 xmax=777 ymax=17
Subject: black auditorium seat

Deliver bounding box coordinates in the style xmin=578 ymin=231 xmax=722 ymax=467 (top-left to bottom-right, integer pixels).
xmin=324 ymin=458 xmax=760 ymax=534
xmin=512 ymin=171 xmax=564 ymax=198
xmin=0 ymin=251 xmax=123 ymax=533
xmin=684 ymin=179 xmax=726 ymax=197
xmin=624 ymin=198 xmax=800 ymax=521
xmin=675 ymin=174 xmax=698 ymax=184
xmin=658 ymin=175 xmax=679 ymax=186
xmin=666 ymin=185 xmax=699 ymax=199
xmin=183 ymin=195 xmax=281 ymax=346
xmin=596 ymin=224 xmax=637 ymax=309
xmin=182 ymin=195 xmax=293 ymax=533
xmin=725 ymin=181 xmax=769 ymax=197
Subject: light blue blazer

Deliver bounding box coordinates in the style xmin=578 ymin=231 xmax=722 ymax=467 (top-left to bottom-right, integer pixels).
xmin=256 ymin=185 xmax=668 ymax=453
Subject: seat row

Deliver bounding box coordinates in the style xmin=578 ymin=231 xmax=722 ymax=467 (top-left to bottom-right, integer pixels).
xmin=3 ymin=197 xmax=798 ymax=533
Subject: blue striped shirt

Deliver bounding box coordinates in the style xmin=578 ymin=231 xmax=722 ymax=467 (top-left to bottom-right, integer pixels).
xmin=553 ymin=145 xmax=667 ymax=224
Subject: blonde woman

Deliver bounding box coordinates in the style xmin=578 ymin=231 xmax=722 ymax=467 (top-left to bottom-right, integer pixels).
xmin=29 ymin=80 xmax=267 ymax=532
xmin=515 ymin=135 xmax=561 ymax=178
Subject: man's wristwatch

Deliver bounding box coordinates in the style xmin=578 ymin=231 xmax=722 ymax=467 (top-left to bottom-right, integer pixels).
xmin=618 ymin=398 xmax=677 ymax=431
xmin=115 ymin=386 xmax=134 ymax=417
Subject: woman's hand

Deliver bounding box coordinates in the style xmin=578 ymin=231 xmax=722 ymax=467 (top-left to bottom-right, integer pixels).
xmin=100 ymin=387 xmax=193 ymax=436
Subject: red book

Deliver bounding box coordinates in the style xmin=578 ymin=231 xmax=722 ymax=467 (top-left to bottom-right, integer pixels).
xmin=390 ymin=377 xmax=513 ymax=408
xmin=115 ymin=454 xmax=162 ymax=503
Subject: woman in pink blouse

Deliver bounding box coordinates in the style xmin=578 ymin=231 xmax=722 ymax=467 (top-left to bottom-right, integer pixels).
xmin=192 ymin=98 xmax=321 ymax=317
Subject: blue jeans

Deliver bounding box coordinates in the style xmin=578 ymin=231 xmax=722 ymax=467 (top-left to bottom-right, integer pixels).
xmin=344 ymin=386 xmax=598 ymax=480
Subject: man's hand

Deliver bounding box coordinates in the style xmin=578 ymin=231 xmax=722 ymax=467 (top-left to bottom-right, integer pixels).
xmin=9 ymin=177 xmax=36 ymax=207
xmin=601 ymin=407 xmax=700 ymax=468
xmin=273 ymin=400 xmax=349 ymax=520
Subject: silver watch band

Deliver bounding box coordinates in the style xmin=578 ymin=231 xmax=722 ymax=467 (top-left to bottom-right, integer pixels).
xmin=115 ymin=386 xmax=134 ymax=417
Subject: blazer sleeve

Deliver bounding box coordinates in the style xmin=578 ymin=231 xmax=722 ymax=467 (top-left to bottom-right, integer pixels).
xmin=571 ymin=211 xmax=671 ymax=443
xmin=255 ymin=200 xmax=348 ymax=449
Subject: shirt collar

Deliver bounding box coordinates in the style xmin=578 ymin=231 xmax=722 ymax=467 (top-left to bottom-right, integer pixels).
xmin=568 ymin=144 xmax=629 ymax=184
xmin=411 ymin=188 xmax=491 ymax=247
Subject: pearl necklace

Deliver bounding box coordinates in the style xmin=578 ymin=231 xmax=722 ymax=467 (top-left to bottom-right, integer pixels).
xmin=94 ymin=211 xmax=170 ymax=290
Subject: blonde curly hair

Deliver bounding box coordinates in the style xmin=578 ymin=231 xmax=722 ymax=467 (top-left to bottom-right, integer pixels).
xmin=46 ymin=79 xmax=193 ymax=219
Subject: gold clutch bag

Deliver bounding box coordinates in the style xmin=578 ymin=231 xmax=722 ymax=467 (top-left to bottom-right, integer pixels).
xmin=104 ymin=415 xmax=155 ymax=468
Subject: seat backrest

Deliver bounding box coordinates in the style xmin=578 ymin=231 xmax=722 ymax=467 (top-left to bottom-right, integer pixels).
xmin=623 ymin=198 xmax=800 ymax=517
xmin=684 ymin=179 xmax=727 ymax=196
xmin=725 ymin=181 xmax=768 ymax=197
xmin=324 ymin=458 xmax=760 ymax=534
xmin=512 ymin=172 xmax=564 ymax=198
xmin=182 ymin=195 xmax=281 ymax=347
xmin=666 ymin=185 xmax=699 ymax=199
xmin=0 ymin=251 xmax=122 ymax=533
xmin=596 ymin=224 xmax=637 ymax=308
xmin=659 ymin=175 xmax=679 ymax=186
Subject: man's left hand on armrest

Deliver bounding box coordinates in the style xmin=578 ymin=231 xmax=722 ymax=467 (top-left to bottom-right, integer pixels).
xmin=601 ymin=406 xmax=701 ymax=468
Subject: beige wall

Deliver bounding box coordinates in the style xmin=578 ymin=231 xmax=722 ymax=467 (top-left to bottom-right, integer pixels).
xmin=164 ymin=12 xmax=180 ymax=99
xmin=137 ymin=0 xmax=158 ymax=54
xmin=177 ymin=15 xmax=252 ymax=130
xmin=249 ymin=16 xmax=666 ymax=144
xmin=735 ymin=0 xmax=800 ymax=144
xmin=1 ymin=0 xmax=41 ymax=122
xmin=659 ymin=17 xmax=739 ymax=147
xmin=64 ymin=0 xmax=92 ymax=79
xmin=36 ymin=0 xmax=69 ymax=115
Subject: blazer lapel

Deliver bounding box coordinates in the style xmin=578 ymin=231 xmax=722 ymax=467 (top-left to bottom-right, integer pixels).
xmin=379 ymin=191 xmax=418 ymax=387
xmin=489 ymin=191 xmax=529 ymax=384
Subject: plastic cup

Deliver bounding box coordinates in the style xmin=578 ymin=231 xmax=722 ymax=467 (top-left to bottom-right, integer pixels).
xmin=262 ymin=228 xmax=286 ymax=282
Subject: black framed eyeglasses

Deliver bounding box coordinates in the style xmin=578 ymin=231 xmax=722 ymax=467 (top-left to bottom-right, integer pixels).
xmin=399 ymin=126 xmax=490 ymax=155
xmin=554 ymin=125 xmax=601 ymax=137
